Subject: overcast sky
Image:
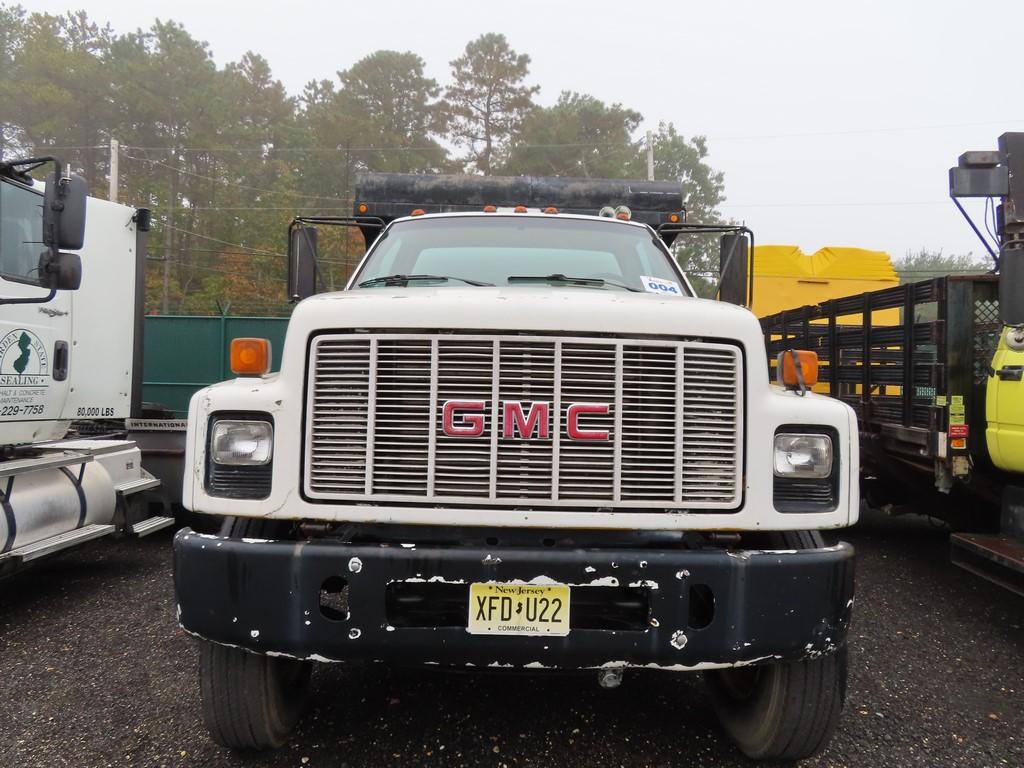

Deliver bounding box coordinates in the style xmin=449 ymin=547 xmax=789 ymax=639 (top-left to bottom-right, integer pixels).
xmin=24 ymin=0 xmax=1024 ymax=262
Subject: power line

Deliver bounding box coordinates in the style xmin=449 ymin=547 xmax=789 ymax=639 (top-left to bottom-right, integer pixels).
xmin=114 ymin=120 xmax=1024 ymax=152
xmin=706 ymin=119 xmax=1024 ymax=142
xmin=21 ymin=119 xmax=1024 ymax=171
xmin=721 ymin=201 xmax=947 ymax=209
xmin=123 ymin=152 xmax=351 ymax=203
xmin=121 ymin=142 xmax=621 ymax=153
xmin=159 ymin=222 xmax=285 ymax=258
xmin=177 ymin=206 xmax=350 ymax=212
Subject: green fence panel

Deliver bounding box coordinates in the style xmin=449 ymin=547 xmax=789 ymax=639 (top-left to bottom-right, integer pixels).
xmin=142 ymin=315 xmax=290 ymax=416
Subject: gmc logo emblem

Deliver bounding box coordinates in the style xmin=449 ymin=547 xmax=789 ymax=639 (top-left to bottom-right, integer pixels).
xmin=442 ymin=400 xmax=610 ymax=441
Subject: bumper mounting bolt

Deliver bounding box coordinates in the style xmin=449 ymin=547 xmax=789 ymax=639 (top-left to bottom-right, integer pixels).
xmin=598 ymin=667 xmax=624 ymax=689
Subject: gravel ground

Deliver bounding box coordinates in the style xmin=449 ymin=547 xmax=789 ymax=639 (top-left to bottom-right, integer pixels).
xmin=0 ymin=508 xmax=1021 ymax=768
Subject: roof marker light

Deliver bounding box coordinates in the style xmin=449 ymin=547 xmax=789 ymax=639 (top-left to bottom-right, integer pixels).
xmin=598 ymin=206 xmax=616 ymax=218
xmin=614 ymin=205 xmax=632 ymax=221
xmin=411 ymin=208 xmax=425 ymax=216
xmin=514 ymin=205 xmax=528 ymax=213
xmin=543 ymin=206 xmax=558 ymax=214
xmin=483 ymin=205 xmax=497 ymax=213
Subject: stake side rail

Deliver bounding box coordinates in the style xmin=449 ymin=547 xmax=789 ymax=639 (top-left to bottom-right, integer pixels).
xmin=760 ymin=276 xmax=1001 ymax=475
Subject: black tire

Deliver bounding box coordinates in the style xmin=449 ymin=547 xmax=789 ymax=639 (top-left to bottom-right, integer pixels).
xmin=706 ymin=530 xmax=847 ymax=762
xmin=198 ymin=518 xmax=312 ymax=750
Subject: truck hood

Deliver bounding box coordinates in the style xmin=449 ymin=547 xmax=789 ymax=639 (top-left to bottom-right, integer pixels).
xmin=293 ymin=286 xmax=765 ymax=345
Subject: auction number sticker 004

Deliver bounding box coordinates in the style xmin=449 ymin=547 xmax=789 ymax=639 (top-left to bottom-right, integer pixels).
xmin=467 ymin=583 xmax=571 ymax=636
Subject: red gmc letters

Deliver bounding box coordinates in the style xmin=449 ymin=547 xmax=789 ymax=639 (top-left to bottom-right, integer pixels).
xmin=441 ymin=400 xmax=610 ymax=441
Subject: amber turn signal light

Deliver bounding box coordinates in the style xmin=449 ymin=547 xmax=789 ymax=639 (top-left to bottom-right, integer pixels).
xmin=777 ymin=349 xmax=819 ymax=389
xmin=357 ymin=202 xmax=368 ymax=214
xmin=231 ymin=337 xmax=271 ymax=376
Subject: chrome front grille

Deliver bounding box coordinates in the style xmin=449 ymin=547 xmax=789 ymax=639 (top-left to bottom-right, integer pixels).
xmin=306 ymin=333 xmax=743 ymax=509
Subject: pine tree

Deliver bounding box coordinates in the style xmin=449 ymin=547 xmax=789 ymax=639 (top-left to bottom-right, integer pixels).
xmin=445 ymin=33 xmax=538 ymax=175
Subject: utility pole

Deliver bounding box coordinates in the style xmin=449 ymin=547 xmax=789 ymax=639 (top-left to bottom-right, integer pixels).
xmin=108 ymin=138 xmax=119 ymax=202
xmin=646 ymin=130 xmax=655 ymax=181
xmin=162 ymin=163 xmax=177 ymax=315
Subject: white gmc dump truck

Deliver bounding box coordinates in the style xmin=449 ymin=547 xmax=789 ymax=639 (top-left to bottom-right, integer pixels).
xmin=174 ymin=175 xmax=857 ymax=761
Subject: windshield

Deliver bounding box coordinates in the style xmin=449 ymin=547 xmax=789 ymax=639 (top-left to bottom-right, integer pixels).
xmin=351 ymin=216 xmax=691 ymax=295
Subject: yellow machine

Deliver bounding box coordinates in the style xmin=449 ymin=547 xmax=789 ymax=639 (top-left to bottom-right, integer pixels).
xmin=986 ymin=327 xmax=1024 ymax=473
xmin=751 ymin=245 xmax=900 ymax=322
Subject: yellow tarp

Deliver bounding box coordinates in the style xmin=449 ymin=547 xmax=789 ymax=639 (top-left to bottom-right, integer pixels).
xmin=751 ymin=245 xmax=899 ymax=322
xmin=754 ymin=245 xmax=901 ymax=395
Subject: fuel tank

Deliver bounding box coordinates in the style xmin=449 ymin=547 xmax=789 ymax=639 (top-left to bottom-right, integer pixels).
xmin=0 ymin=446 xmax=127 ymax=553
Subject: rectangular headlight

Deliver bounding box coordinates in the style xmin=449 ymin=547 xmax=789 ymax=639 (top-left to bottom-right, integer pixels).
xmin=211 ymin=420 xmax=273 ymax=465
xmin=774 ymin=433 xmax=833 ymax=478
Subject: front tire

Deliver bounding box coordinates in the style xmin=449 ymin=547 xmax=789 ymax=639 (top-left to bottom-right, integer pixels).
xmin=706 ymin=530 xmax=847 ymax=761
xmin=197 ymin=517 xmax=312 ymax=750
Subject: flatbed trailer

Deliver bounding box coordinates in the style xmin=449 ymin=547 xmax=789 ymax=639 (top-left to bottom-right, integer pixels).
xmin=761 ymin=275 xmax=1001 ymax=498
xmin=761 ymin=275 xmax=1024 ymax=594
xmin=758 ymin=133 xmax=1024 ymax=595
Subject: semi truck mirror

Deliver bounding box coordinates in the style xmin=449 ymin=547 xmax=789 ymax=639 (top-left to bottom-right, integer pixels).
xmin=43 ymin=169 xmax=87 ymax=250
xmin=288 ymin=225 xmax=319 ymax=302
xmin=718 ymin=233 xmax=749 ymax=307
xmin=1001 ymin=250 xmax=1024 ymax=325
xmin=37 ymin=250 xmax=82 ymax=290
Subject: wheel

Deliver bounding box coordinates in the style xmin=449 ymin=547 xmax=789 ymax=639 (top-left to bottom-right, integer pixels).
xmin=706 ymin=530 xmax=847 ymax=761
xmin=197 ymin=518 xmax=312 ymax=750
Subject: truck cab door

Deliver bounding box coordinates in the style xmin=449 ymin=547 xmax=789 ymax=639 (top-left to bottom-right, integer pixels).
xmin=986 ymin=329 xmax=1024 ymax=473
xmin=0 ymin=176 xmax=73 ymax=443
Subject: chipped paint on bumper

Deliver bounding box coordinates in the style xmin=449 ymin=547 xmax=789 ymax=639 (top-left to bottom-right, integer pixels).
xmin=173 ymin=529 xmax=854 ymax=671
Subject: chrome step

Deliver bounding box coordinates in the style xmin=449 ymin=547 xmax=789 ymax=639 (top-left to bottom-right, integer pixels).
xmin=115 ymin=476 xmax=161 ymax=496
xmin=130 ymin=516 xmax=176 ymax=537
xmin=0 ymin=524 xmax=116 ymax=564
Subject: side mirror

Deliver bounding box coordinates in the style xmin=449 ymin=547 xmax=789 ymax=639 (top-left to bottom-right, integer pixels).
xmin=43 ymin=168 xmax=87 ymax=250
xmin=718 ymin=233 xmax=749 ymax=306
xmin=38 ymin=250 xmax=82 ymax=290
xmin=288 ymin=225 xmax=318 ymax=302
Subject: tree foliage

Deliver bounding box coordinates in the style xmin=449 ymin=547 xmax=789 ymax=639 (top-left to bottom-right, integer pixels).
xmin=896 ymin=248 xmax=991 ymax=282
xmin=0 ymin=11 xmax=727 ymax=314
xmin=500 ymin=92 xmax=642 ymax=178
xmin=445 ymin=33 xmax=538 ymax=175
xmin=337 ymin=50 xmax=446 ymax=173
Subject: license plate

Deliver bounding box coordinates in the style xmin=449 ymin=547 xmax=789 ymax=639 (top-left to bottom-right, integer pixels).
xmin=467 ymin=583 xmax=571 ymax=636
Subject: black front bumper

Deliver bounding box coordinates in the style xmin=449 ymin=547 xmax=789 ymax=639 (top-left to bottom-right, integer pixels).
xmin=174 ymin=529 xmax=854 ymax=670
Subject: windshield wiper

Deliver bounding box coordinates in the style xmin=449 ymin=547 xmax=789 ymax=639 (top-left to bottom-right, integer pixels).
xmin=506 ymin=273 xmax=640 ymax=292
xmin=357 ymin=274 xmax=494 ymax=288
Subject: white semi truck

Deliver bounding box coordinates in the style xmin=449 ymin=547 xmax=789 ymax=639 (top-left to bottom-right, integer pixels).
xmin=174 ymin=175 xmax=858 ymax=762
xmin=0 ymin=157 xmax=172 ymax=577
